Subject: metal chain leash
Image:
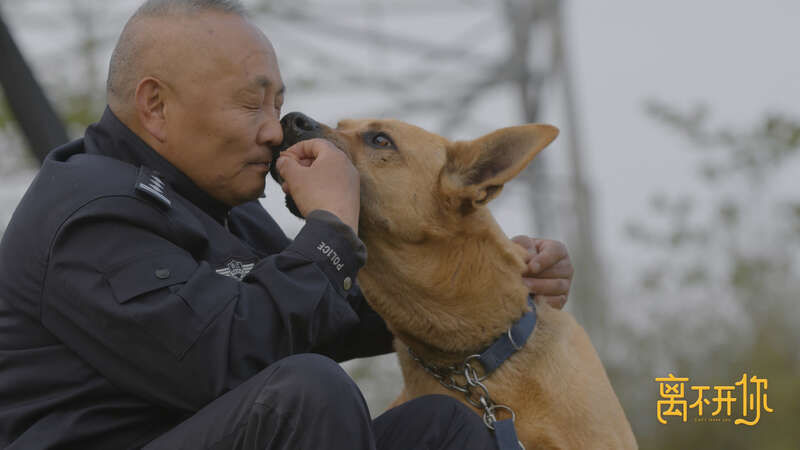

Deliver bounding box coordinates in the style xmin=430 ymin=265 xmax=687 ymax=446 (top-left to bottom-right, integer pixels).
xmin=408 ymin=348 xmax=525 ymax=450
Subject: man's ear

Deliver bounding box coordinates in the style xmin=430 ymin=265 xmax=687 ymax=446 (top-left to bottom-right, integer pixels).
xmin=134 ymin=77 xmax=168 ymax=143
xmin=441 ymin=124 xmax=558 ymax=213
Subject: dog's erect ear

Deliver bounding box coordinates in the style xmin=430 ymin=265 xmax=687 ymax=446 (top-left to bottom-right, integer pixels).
xmin=442 ymin=124 xmax=558 ymax=212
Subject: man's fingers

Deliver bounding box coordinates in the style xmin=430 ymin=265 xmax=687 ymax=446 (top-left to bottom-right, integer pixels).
xmin=527 ymin=258 xmax=573 ymax=279
xmin=513 ymin=238 xmax=572 ymax=309
xmin=537 ymin=295 xmax=567 ymax=310
xmin=528 ymin=240 xmax=568 ymax=273
xmin=283 ymin=138 xmax=324 ymax=159
xmin=276 ymin=155 xmax=299 ymax=182
xmin=278 ymin=139 xmax=337 ymax=183
xmin=511 ymin=235 xmax=536 ymax=251
xmin=523 ymin=277 xmax=570 ymax=296
xmin=274 ymin=138 xmax=360 ymax=231
xmin=284 ymin=138 xmax=344 ymax=163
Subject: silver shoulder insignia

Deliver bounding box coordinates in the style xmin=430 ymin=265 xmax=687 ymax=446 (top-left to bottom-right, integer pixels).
xmin=135 ymin=167 xmax=171 ymax=208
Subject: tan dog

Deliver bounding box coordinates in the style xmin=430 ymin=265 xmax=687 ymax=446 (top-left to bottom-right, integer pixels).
xmin=277 ymin=114 xmax=637 ymax=449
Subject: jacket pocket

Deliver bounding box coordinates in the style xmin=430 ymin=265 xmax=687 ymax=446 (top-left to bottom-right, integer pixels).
xmin=105 ymin=251 xmax=211 ymax=359
xmin=106 ymin=251 xmax=196 ymax=303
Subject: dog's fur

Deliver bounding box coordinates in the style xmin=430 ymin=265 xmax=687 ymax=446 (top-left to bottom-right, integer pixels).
xmin=278 ymin=116 xmax=637 ymax=449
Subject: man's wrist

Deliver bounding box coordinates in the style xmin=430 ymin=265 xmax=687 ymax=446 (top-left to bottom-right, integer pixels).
xmin=281 ymin=210 xmax=366 ymax=297
xmin=306 ymin=210 xmax=362 ymax=253
xmin=307 ymin=207 xmax=358 ymax=235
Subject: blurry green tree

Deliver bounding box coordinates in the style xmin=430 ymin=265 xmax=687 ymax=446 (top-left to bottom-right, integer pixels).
xmin=618 ymin=102 xmax=800 ymax=448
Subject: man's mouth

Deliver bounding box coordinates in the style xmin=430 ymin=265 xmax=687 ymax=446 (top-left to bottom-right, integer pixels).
xmin=247 ymin=161 xmax=271 ymax=171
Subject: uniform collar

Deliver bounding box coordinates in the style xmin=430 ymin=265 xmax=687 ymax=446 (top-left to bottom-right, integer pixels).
xmin=84 ymin=107 xmax=232 ymax=224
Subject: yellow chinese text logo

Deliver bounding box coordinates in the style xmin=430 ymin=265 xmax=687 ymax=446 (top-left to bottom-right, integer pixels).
xmin=654 ymin=373 xmax=773 ymax=425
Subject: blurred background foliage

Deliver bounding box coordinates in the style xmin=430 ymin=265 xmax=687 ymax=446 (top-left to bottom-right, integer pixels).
xmin=1 ymin=0 xmax=798 ymax=448
xmin=615 ymin=103 xmax=800 ymax=448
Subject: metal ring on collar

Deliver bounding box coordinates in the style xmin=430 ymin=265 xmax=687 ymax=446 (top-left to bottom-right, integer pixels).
xmin=507 ymin=327 xmax=523 ymax=351
xmin=463 ymin=354 xmax=489 ymax=381
xmin=490 ymin=404 xmax=516 ymax=422
xmin=483 ymin=404 xmax=517 ymax=429
xmin=483 ymin=411 xmax=526 ymax=449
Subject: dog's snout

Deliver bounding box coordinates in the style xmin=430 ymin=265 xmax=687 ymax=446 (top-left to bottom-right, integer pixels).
xmin=293 ymin=115 xmax=313 ymax=132
xmin=271 ymin=112 xmax=327 ymax=217
xmin=282 ymin=112 xmax=320 ymax=135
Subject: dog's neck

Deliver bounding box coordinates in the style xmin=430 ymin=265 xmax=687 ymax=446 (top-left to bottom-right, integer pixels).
xmin=358 ymin=209 xmax=531 ymax=367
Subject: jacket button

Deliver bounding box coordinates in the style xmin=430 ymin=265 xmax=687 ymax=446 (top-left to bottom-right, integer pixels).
xmin=343 ymin=277 xmax=352 ymax=291
xmin=155 ymin=268 xmax=171 ymax=279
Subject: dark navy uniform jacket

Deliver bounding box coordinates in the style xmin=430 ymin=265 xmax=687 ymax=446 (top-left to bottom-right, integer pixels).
xmin=0 ymin=108 xmax=394 ymax=449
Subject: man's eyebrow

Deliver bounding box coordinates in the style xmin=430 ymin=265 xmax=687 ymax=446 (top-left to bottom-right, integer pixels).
xmin=252 ymin=76 xmax=285 ymax=95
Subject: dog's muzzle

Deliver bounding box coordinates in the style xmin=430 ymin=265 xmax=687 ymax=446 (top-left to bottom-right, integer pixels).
xmin=270 ymin=111 xmax=326 ymax=218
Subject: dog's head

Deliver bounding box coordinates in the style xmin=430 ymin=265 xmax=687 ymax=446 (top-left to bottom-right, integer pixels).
xmin=272 ymin=112 xmax=558 ymax=242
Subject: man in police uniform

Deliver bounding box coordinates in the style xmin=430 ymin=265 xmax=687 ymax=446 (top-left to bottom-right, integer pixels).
xmin=0 ymin=0 xmax=575 ymax=448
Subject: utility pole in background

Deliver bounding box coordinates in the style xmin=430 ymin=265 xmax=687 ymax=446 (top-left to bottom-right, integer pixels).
xmin=502 ymin=0 xmax=553 ymax=238
xmin=502 ymin=0 xmax=609 ymax=341
xmin=551 ymin=0 xmax=608 ymax=341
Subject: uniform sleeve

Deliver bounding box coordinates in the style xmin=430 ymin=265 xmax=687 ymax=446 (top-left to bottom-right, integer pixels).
xmin=311 ymin=281 xmax=395 ymax=362
xmin=41 ymin=196 xmax=365 ymax=413
xmin=229 ymin=204 xmax=395 ymax=361
xmin=300 ymin=211 xmax=395 ymax=361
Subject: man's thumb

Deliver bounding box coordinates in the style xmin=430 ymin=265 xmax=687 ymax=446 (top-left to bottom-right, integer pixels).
xmin=277 ymin=156 xmax=298 ymax=180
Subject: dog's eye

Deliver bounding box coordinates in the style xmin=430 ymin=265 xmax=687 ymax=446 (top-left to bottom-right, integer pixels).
xmin=366 ymin=132 xmax=396 ymax=150
xmin=374 ymin=135 xmax=390 ymax=146
xmin=372 ymin=133 xmax=392 ymax=147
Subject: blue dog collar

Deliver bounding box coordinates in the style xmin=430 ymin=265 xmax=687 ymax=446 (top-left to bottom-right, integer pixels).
xmin=408 ymin=295 xmax=536 ymax=450
xmin=475 ymin=296 xmax=537 ymax=375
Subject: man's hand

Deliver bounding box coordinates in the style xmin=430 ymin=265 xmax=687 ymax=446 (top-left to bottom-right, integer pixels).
xmin=511 ymin=236 xmax=573 ymax=310
xmin=276 ymin=139 xmax=360 ymax=232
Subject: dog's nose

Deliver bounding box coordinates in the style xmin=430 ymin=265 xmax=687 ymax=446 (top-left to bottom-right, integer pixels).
xmin=281 ymin=112 xmax=321 ymax=135
xmin=272 ymin=111 xmax=326 ymax=190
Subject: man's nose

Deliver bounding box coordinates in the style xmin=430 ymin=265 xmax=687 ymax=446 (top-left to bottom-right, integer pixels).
xmin=258 ymin=114 xmax=283 ymax=147
xmin=280 ymin=112 xmax=323 ymax=143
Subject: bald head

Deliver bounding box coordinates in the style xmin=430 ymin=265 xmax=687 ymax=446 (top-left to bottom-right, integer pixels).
xmin=106 ymin=0 xmax=250 ymax=111
xmin=103 ymin=0 xmax=285 ymax=206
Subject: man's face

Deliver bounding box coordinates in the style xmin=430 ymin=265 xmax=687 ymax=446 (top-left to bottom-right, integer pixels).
xmin=163 ymin=13 xmax=285 ymax=206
